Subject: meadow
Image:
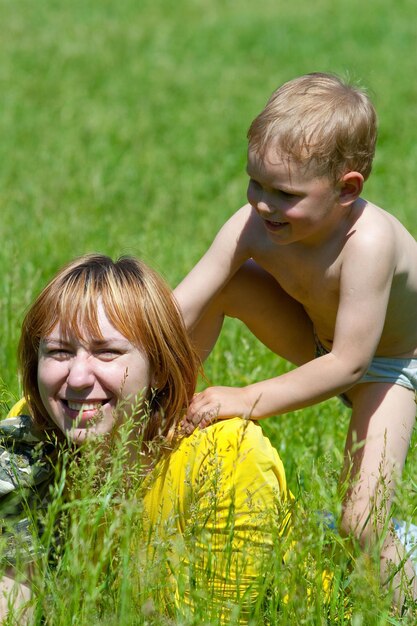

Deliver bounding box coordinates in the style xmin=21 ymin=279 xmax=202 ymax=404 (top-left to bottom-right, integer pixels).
xmin=0 ymin=0 xmax=417 ymax=623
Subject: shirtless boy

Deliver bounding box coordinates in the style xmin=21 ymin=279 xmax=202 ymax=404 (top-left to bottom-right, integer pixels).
xmin=175 ymin=73 xmax=417 ymax=607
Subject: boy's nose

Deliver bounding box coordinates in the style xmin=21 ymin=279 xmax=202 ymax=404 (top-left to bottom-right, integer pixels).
xmin=256 ymin=197 xmax=274 ymax=215
xmin=66 ymin=355 xmax=95 ymax=390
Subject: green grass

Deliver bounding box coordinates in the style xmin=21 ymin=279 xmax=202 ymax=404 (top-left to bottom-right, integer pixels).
xmin=1 ymin=0 xmax=417 ymax=622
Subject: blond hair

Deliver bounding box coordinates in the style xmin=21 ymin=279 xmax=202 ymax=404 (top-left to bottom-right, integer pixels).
xmin=247 ymin=72 xmax=377 ymax=183
xmin=18 ymin=254 xmax=199 ymax=444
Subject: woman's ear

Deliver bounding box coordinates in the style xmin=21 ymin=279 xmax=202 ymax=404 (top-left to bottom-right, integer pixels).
xmin=150 ymin=373 xmax=161 ymax=389
xmin=338 ymin=171 xmax=364 ymax=206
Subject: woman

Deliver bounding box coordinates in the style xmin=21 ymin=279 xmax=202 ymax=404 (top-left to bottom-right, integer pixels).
xmin=0 ymin=254 xmax=291 ymax=624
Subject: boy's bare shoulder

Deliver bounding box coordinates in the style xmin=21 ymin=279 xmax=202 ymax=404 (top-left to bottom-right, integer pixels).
xmin=230 ymin=204 xmax=274 ymax=250
xmin=230 ymin=203 xmax=261 ymax=230
xmin=346 ymin=200 xmax=417 ymax=269
xmin=208 ymin=204 xmax=270 ymax=262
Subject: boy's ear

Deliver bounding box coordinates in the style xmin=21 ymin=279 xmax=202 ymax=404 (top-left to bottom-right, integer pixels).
xmin=338 ymin=172 xmax=364 ymax=206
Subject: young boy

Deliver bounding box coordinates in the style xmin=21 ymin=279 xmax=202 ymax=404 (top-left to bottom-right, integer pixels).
xmin=174 ymin=73 xmax=417 ymax=607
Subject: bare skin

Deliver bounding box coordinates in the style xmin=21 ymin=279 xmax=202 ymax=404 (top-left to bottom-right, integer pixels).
xmin=175 ymin=148 xmax=417 ymax=606
xmin=0 ymin=568 xmax=32 ymax=624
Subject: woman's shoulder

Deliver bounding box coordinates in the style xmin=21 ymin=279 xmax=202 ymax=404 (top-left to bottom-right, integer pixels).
xmin=184 ymin=417 xmax=277 ymax=457
xmin=148 ymin=418 xmax=286 ymax=490
xmin=171 ymin=418 xmax=284 ymax=481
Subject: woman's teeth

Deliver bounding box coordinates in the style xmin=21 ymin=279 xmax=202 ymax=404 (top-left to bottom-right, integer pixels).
xmin=67 ymin=401 xmax=103 ymax=411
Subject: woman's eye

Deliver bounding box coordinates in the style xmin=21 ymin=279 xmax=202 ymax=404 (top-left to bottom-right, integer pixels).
xmin=95 ymin=349 xmax=122 ymax=360
xmin=46 ymin=349 xmax=71 ymax=359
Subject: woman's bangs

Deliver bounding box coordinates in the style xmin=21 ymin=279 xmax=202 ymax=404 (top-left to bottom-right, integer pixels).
xmin=102 ymin=284 xmax=145 ymax=346
xmin=55 ymin=285 xmax=102 ymax=341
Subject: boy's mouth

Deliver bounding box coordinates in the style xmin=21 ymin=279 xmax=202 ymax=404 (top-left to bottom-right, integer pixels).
xmin=264 ymin=219 xmax=288 ymax=231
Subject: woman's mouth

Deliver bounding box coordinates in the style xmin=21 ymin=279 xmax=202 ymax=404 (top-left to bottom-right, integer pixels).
xmin=62 ymin=399 xmax=110 ymax=423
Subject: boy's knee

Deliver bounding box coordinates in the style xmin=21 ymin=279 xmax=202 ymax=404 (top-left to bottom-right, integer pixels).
xmin=340 ymin=506 xmax=361 ymax=539
xmin=340 ymin=502 xmax=385 ymax=548
xmin=0 ymin=572 xmax=32 ymax=624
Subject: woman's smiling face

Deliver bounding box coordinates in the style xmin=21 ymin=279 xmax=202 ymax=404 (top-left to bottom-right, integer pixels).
xmin=37 ymin=302 xmax=152 ymax=444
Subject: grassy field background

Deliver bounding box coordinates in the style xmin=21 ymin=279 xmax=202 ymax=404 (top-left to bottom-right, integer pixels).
xmin=1 ymin=0 xmax=417 ymax=623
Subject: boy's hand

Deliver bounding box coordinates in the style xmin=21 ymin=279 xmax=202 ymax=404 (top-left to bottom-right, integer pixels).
xmin=181 ymin=386 xmax=255 ymax=434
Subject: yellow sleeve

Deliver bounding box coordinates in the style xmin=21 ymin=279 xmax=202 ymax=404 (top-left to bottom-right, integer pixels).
xmin=142 ymin=418 xmax=292 ymax=623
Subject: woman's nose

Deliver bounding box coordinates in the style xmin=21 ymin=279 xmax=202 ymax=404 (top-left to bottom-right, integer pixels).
xmin=66 ymin=354 xmax=95 ymax=389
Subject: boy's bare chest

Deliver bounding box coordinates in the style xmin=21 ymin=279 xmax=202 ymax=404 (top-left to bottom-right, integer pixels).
xmin=252 ymin=247 xmax=341 ymax=309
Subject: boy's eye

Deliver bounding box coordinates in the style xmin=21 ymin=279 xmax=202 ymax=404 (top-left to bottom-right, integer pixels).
xmin=278 ymin=189 xmax=294 ymax=198
xmin=248 ymin=179 xmax=296 ymax=199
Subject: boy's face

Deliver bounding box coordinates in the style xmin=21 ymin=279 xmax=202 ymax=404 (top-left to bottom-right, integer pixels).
xmin=246 ymin=147 xmax=342 ymax=246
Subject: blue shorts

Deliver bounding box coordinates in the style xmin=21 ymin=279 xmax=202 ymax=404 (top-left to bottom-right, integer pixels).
xmin=361 ymin=356 xmax=417 ymax=392
xmin=314 ymin=335 xmax=417 ymax=407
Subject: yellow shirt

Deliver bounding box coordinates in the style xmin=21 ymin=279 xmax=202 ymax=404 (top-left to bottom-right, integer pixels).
xmin=7 ymin=402 xmax=292 ymax=621
xmin=141 ymin=417 xmax=291 ymax=623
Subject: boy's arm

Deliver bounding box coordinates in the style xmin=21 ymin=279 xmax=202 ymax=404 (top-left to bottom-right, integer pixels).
xmin=183 ymin=225 xmax=396 ymax=426
xmin=174 ymin=205 xmax=255 ymax=331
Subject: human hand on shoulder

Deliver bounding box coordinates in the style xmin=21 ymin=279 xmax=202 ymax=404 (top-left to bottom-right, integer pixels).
xmin=181 ymin=385 xmax=257 ymax=434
